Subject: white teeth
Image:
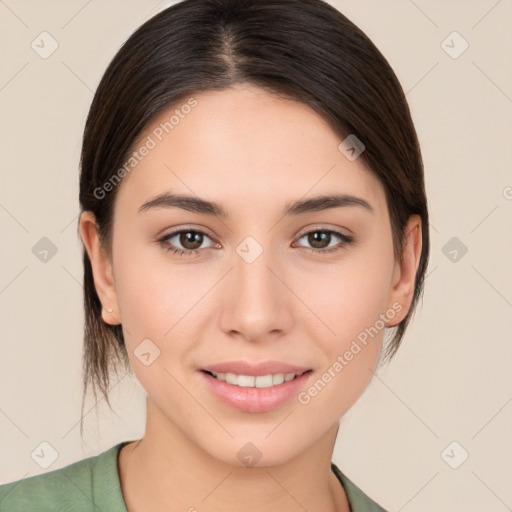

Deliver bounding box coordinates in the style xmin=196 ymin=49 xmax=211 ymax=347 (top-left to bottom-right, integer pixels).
xmin=255 ymin=375 xmax=273 ymax=388
xmin=238 ymin=375 xmax=255 ymax=387
xmin=272 ymin=373 xmax=284 ymax=385
xmin=209 ymin=371 xmax=304 ymax=388
xmin=225 ymin=373 xmax=238 ymax=385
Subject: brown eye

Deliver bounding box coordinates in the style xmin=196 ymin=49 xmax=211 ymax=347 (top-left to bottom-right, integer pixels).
xmin=158 ymin=229 xmax=215 ymax=256
xmin=295 ymin=229 xmax=354 ymax=254
xmin=308 ymin=231 xmax=331 ymax=249
xmin=177 ymin=231 xmax=204 ymax=250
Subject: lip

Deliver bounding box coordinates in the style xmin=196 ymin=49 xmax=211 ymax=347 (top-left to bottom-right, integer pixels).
xmin=199 ymin=360 xmax=313 ymax=413
xmin=201 ymin=360 xmax=311 ymax=376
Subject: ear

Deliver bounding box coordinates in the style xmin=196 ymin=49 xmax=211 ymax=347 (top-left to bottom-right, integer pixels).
xmin=79 ymin=211 xmax=120 ymax=325
xmin=386 ymin=214 xmax=423 ymax=327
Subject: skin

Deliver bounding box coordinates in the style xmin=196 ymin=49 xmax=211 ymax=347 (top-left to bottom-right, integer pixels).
xmin=80 ymin=82 xmax=422 ymax=512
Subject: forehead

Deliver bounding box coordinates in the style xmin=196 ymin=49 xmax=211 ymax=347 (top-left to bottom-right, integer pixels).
xmin=114 ymin=84 xmax=386 ymax=217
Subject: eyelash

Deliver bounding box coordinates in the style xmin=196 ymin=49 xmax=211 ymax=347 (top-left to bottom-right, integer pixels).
xmin=158 ymin=228 xmax=354 ymax=257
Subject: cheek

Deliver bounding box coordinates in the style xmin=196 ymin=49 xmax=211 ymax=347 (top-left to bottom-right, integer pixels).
xmin=293 ymin=242 xmax=394 ymax=412
xmin=112 ymin=259 xmax=197 ymax=400
xmin=113 ymin=238 xmax=201 ymax=335
xmin=299 ymin=247 xmax=395 ymax=348
xmin=112 ymin=247 xmax=212 ymax=371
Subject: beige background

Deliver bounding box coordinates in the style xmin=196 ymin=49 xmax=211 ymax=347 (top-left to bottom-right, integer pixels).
xmin=1 ymin=1 xmax=511 ymax=510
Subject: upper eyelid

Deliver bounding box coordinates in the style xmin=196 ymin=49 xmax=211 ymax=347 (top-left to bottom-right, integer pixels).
xmin=159 ymin=225 xmax=214 ymax=240
xmin=297 ymin=225 xmax=350 ymax=237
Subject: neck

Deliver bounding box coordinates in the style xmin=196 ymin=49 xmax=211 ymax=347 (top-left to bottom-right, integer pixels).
xmin=118 ymin=399 xmax=350 ymax=512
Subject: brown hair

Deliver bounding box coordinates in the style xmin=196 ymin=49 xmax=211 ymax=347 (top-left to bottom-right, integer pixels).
xmin=78 ymin=0 xmax=429 ymax=434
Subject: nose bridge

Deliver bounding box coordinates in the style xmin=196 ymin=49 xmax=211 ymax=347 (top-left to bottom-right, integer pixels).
xmin=220 ymin=234 xmax=290 ymax=339
xmin=234 ymin=234 xmax=280 ymax=309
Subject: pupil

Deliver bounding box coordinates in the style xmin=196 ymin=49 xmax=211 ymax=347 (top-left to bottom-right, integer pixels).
xmin=181 ymin=231 xmax=202 ymax=250
xmin=310 ymin=231 xmax=329 ymax=249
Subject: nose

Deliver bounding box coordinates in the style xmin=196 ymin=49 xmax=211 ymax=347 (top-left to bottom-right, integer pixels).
xmin=218 ymin=236 xmax=293 ymax=343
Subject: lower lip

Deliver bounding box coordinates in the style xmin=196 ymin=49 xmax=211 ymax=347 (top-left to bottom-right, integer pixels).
xmin=199 ymin=370 xmax=313 ymax=413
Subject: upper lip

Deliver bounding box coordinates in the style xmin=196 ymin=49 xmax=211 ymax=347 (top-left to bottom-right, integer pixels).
xmin=201 ymin=360 xmax=311 ymax=376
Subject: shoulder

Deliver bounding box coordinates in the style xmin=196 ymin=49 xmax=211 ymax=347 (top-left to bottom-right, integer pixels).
xmin=0 ymin=442 xmax=128 ymax=512
xmin=331 ymin=462 xmax=389 ymax=512
xmin=0 ymin=453 xmax=96 ymax=511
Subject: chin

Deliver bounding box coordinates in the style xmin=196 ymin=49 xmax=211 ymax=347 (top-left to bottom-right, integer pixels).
xmin=198 ymin=430 xmax=314 ymax=469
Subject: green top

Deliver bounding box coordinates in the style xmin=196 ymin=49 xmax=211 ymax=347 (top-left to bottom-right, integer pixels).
xmin=0 ymin=441 xmax=387 ymax=511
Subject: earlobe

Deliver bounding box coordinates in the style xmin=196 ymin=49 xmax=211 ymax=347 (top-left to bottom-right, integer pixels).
xmin=78 ymin=211 xmax=121 ymax=325
xmin=386 ymin=215 xmax=422 ymax=327
xmin=101 ymin=306 xmax=118 ymax=325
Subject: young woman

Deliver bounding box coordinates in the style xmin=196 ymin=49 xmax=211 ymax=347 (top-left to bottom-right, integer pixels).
xmin=0 ymin=0 xmax=428 ymax=510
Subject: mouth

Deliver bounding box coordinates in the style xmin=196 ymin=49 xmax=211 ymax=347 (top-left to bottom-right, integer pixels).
xmin=199 ymin=363 xmax=313 ymax=413
xmin=202 ymin=369 xmax=311 ymax=388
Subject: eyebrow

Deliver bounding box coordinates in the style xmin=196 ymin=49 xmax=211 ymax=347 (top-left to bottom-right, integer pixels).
xmin=137 ymin=192 xmax=374 ymax=217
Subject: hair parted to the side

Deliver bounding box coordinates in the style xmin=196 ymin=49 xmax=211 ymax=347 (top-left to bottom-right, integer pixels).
xmin=78 ymin=0 xmax=429 ymax=436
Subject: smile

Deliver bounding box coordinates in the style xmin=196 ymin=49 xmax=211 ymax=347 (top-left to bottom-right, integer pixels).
xmin=205 ymin=370 xmax=308 ymax=388
xmin=199 ymin=368 xmax=313 ymax=413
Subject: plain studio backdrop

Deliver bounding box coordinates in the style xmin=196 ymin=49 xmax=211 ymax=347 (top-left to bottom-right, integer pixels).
xmin=0 ymin=1 xmax=511 ymax=510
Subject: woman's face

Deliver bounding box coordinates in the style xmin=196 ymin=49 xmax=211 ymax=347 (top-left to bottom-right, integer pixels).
xmin=85 ymin=83 xmax=419 ymax=466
